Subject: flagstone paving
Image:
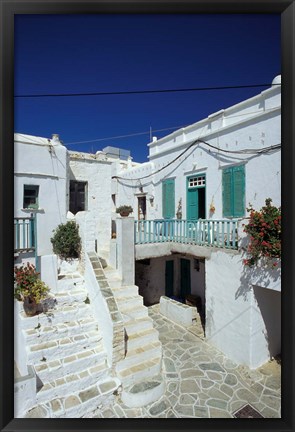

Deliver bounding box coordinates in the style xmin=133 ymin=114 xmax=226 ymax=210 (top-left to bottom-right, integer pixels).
xmin=86 ymin=304 xmax=281 ymax=419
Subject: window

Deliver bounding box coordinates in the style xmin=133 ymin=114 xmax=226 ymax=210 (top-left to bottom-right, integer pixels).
xmin=23 ymin=185 xmax=39 ymax=209
xmin=188 ymin=176 xmax=206 ymax=188
xmin=70 ymin=181 xmax=87 ymax=215
xmin=222 ymin=165 xmax=245 ymax=217
xmin=162 ymin=179 xmax=175 ymax=219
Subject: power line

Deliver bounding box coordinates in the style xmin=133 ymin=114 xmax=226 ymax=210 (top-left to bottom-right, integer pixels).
xmin=14 ymin=83 xmax=280 ymax=98
xmin=113 ymin=140 xmax=281 ymax=182
xmin=64 ymin=107 xmax=278 ymax=146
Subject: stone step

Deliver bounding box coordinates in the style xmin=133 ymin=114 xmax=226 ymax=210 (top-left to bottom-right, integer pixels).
xmin=105 ymin=277 xmax=122 ymax=289
xmin=111 ymin=285 xmax=139 ymax=298
xmin=116 ymin=295 xmax=143 ymax=310
xmin=121 ymin=375 xmax=165 ymax=408
xmin=117 ymin=357 xmax=162 ymax=386
xmin=34 ymin=348 xmax=107 ymax=383
xmin=36 ymin=361 xmax=110 ymax=404
xmin=51 ymin=289 xmax=88 ymax=305
xmin=55 ymin=277 xmax=85 ymax=293
xmin=23 ymin=317 xmax=99 ymax=343
xmin=27 ymin=331 xmax=103 ymax=363
xmin=127 ymin=327 xmax=160 ymax=351
xmin=19 ymin=303 xmax=92 ymax=329
xmin=120 ymin=305 xmax=149 ymax=322
xmin=24 ymin=377 xmax=120 ymax=418
xmin=124 ymin=317 xmax=154 ymax=336
xmin=117 ymin=341 xmax=162 ymax=371
xmin=103 ymin=267 xmax=119 ymax=278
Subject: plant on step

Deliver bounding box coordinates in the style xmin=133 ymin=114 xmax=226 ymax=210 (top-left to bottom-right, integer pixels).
xmin=14 ymin=263 xmax=50 ymax=316
xmin=242 ymin=198 xmax=281 ymax=267
xmin=116 ymin=205 xmax=133 ymax=217
xmin=51 ymin=220 xmax=82 ymax=260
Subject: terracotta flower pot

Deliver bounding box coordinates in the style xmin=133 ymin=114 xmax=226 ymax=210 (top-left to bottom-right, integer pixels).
xmin=120 ymin=212 xmax=130 ymax=217
xmin=23 ymin=296 xmax=38 ymax=317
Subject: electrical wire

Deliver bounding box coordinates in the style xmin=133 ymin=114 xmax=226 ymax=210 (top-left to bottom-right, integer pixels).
xmin=63 ymin=107 xmax=279 ymax=146
xmin=112 ymin=139 xmax=281 ymax=181
xmin=14 ymin=83 xmax=280 ymax=98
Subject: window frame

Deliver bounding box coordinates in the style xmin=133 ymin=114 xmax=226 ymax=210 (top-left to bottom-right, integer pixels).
xmin=23 ymin=184 xmax=39 ymax=209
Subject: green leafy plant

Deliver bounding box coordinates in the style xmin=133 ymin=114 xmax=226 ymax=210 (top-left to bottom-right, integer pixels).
xmin=116 ymin=205 xmax=133 ymax=215
xmin=51 ymin=221 xmax=82 ymax=260
xmin=14 ymin=263 xmax=49 ymax=303
xmin=243 ymin=198 xmax=281 ymax=267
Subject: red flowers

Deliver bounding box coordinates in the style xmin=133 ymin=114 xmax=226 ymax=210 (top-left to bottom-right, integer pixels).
xmin=243 ymin=199 xmax=281 ymax=267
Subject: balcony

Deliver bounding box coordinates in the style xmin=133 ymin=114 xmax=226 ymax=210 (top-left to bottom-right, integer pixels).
xmin=134 ymin=219 xmax=239 ymax=250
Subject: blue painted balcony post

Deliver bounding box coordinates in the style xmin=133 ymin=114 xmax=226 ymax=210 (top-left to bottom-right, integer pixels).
xmin=117 ymin=215 xmax=135 ymax=286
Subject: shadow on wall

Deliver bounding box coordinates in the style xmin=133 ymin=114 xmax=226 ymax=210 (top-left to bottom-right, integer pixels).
xmin=236 ymin=245 xmax=281 ymax=302
xmin=253 ymin=286 xmax=281 ymax=358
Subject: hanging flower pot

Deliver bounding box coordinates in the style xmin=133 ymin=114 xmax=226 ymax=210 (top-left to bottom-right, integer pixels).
xmin=116 ymin=205 xmax=133 ymax=218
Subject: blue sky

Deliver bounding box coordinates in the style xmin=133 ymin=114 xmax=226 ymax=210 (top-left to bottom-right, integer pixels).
xmin=14 ymin=14 xmax=280 ymax=162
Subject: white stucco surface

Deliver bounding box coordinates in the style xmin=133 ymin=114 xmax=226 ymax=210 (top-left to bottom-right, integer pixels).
xmin=116 ymin=217 xmax=135 ymax=286
xmin=40 ymin=255 xmax=58 ymax=291
xmin=160 ymin=296 xmax=197 ymax=327
xmin=69 ymin=153 xmax=112 ymax=255
xmin=205 ymin=250 xmax=281 ymax=368
xmin=14 ymin=134 xmax=68 ymax=257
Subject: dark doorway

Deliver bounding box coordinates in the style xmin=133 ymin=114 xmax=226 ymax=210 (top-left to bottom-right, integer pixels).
xmin=180 ymin=258 xmax=191 ymax=298
xmin=165 ymin=260 xmax=174 ymax=297
xmin=70 ymin=181 xmax=87 ymax=215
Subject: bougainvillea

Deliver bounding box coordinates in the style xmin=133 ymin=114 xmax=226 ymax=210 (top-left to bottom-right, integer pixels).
xmin=243 ymin=198 xmax=281 ymax=267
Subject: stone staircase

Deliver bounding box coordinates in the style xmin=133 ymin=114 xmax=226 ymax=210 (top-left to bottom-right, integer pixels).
xmin=100 ymin=261 xmax=165 ymax=408
xmin=18 ymin=274 xmax=120 ymax=418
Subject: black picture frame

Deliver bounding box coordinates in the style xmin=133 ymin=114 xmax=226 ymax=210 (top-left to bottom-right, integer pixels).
xmin=1 ymin=1 xmax=294 ymax=431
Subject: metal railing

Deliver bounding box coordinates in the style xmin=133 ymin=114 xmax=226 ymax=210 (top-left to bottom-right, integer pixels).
xmin=135 ymin=219 xmax=239 ymax=250
xmin=14 ymin=215 xmax=39 ymax=270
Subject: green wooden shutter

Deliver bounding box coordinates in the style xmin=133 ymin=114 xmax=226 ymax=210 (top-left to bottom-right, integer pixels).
xmin=233 ymin=165 xmax=245 ymax=217
xmin=162 ymin=179 xmax=175 ymax=219
xmin=222 ymin=169 xmax=232 ymax=217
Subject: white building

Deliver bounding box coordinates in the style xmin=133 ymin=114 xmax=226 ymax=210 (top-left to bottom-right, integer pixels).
xmin=13 ymin=75 xmax=281 ymax=417
xmin=114 ymin=75 xmax=281 ymax=369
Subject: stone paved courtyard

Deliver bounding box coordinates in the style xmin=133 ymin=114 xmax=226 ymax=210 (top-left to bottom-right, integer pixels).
xmin=86 ymin=304 xmax=281 ymax=418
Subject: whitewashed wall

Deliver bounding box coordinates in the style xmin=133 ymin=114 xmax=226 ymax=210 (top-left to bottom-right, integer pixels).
xmin=205 ymin=250 xmax=281 ymax=368
xmin=69 ymin=154 xmax=112 ymax=256
xmin=14 ymin=134 xmax=68 ymax=258
xmin=116 ymin=83 xmax=281 ymax=221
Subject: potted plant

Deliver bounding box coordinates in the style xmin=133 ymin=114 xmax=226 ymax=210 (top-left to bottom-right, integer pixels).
xmin=14 ymin=263 xmax=50 ymax=316
xmin=116 ymin=205 xmax=133 ymax=217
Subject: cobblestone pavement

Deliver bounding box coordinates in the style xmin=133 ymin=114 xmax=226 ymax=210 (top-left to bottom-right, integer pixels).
xmin=88 ymin=304 xmax=281 ymax=418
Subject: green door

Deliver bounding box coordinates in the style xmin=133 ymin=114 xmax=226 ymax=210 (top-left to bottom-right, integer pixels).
xmin=162 ymin=179 xmax=175 ymax=219
xmin=180 ymin=258 xmax=191 ymax=299
xmin=187 ymin=188 xmax=198 ymax=220
xmin=165 ymin=260 xmax=174 ymax=297
xmin=187 ymin=175 xmax=206 ymax=220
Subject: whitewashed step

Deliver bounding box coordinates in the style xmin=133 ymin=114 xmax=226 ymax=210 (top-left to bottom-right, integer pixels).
xmin=27 ymin=332 xmax=103 ymax=363
xmin=105 ymin=277 xmax=122 ymax=288
xmin=112 ymin=285 xmax=139 ymax=298
xmin=127 ymin=327 xmax=160 ymax=351
xmin=55 ymin=277 xmax=85 ymax=292
xmin=23 ymin=317 xmax=99 ymax=343
xmin=36 ymin=361 xmax=110 ymax=404
xmin=124 ymin=317 xmax=154 ymax=336
xmin=117 ymin=357 xmax=162 ymax=386
xmin=52 ymin=290 xmax=88 ymax=305
xmin=116 ymin=295 xmax=143 ymax=310
xmin=19 ymin=303 xmax=92 ymax=329
xmin=103 ymin=267 xmax=119 ymax=278
xmin=121 ymin=375 xmax=165 ymax=408
xmin=116 ymin=341 xmax=162 ymax=371
xmin=121 ymin=305 xmax=149 ymax=321
xmin=34 ymin=348 xmax=107 ymax=382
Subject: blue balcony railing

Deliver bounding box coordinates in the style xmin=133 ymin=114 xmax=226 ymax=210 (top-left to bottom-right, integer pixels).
xmin=135 ymin=219 xmax=239 ymax=250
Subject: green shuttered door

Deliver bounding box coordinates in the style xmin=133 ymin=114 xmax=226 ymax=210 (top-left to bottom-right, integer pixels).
xmin=222 ymin=165 xmax=245 ymax=217
xmin=162 ymin=179 xmax=175 ymax=219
